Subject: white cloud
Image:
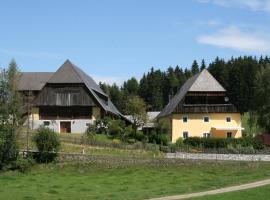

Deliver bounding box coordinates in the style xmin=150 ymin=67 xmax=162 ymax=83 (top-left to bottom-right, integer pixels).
xmin=92 ymin=75 xmax=126 ymax=86
xmin=196 ymin=0 xmax=270 ymax=12
xmin=196 ymin=19 xmax=222 ymax=27
xmin=197 ymin=25 xmax=270 ymax=52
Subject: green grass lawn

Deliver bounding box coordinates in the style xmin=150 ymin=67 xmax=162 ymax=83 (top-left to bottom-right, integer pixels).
xmin=60 ymin=142 xmax=162 ymax=158
xmin=192 ymin=184 xmax=270 ymax=200
xmin=1 ymin=160 xmax=270 ymax=200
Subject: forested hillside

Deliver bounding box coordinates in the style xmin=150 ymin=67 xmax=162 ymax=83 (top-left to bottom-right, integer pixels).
xmin=99 ymin=56 xmax=270 ymax=114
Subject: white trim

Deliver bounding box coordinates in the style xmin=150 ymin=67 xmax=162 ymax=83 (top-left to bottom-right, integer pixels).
xmin=203 ymin=132 xmax=211 ymax=138
xmin=212 ymin=126 xmax=244 ymax=131
xmin=183 ymin=131 xmax=189 ymax=139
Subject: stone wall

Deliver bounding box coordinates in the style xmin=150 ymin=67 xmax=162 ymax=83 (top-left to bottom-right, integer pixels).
xmin=166 ymin=152 xmax=270 ymax=161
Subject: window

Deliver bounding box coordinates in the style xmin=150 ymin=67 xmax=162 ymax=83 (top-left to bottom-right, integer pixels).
xmin=43 ymin=121 xmax=50 ymax=126
xmin=203 ymin=116 xmax=209 ymax=122
xmin=226 ymin=117 xmax=231 ymax=122
xmin=85 ymin=122 xmax=91 ymax=127
xmin=227 ymin=132 xmax=232 ymax=138
xmin=203 ymin=133 xmax=210 ymax=138
xmin=183 ymin=131 xmax=188 ymax=139
xmin=182 ymin=116 xmax=188 ymax=123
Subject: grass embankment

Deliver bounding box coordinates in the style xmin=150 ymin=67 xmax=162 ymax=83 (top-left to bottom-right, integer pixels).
xmin=1 ymin=160 xmax=270 ymax=200
xmin=17 ymin=129 xmax=162 ymax=158
xmin=192 ymin=184 xmax=270 ymax=200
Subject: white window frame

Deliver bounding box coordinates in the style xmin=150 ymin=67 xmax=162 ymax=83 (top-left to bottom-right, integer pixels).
xmin=227 ymin=132 xmax=232 ymax=138
xmin=183 ymin=131 xmax=188 ymax=139
xmin=203 ymin=132 xmax=211 ymax=138
xmin=182 ymin=116 xmax=188 ymax=123
xmin=226 ymin=116 xmax=231 ymax=123
xmin=203 ymin=116 xmax=210 ymax=123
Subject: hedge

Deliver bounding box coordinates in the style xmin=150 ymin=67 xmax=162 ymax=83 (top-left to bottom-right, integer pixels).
xmin=183 ymin=137 xmax=264 ymax=150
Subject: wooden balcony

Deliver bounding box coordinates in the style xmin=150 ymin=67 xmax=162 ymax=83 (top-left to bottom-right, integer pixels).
xmin=175 ymin=104 xmax=238 ymax=113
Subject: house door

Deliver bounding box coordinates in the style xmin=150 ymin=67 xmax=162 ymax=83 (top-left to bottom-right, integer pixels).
xmin=60 ymin=121 xmax=71 ymax=133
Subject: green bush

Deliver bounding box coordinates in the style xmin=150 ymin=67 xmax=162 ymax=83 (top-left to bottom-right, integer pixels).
xmin=175 ymin=138 xmax=184 ymax=147
xmin=134 ymin=131 xmax=146 ymax=142
xmin=85 ymin=123 xmax=96 ymax=143
xmin=11 ymin=156 xmax=35 ymax=173
xmin=184 ymin=136 xmax=264 ymax=150
xmin=107 ymin=119 xmax=125 ymax=138
xmin=0 ymin=125 xmax=18 ymax=169
xmin=95 ymin=117 xmax=110 ymax=134
xmin=33 ymin=126 xmax=60 ymax=163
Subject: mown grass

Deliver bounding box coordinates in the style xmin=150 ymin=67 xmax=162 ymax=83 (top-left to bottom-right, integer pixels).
xmin=60 ymin=142 xmax=163 ymax=158
xmin=192 ymin=184 xmax=270 ymax=200
xmin=1 ymin=160 xmax=270 ymax=200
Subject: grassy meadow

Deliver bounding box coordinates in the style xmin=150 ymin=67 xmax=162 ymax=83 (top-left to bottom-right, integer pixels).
xmin=1 ymin=160 xmax=270 ymax=200
xmin=192 ymin=184 xmax=270 ymax=200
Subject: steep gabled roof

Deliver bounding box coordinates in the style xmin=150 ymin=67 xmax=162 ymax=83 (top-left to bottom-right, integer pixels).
xmin=158 ymin=69 xmax=226 ymax=118
xmin=19 ymin=59 xmax=123 ymax=118
xmin=18 ymin=72 xmax=54 ymax=91
xmin=47 ymin=59 xmax=107 ymax=96
xmin=189 ymin=69 xmax=225 ymax=92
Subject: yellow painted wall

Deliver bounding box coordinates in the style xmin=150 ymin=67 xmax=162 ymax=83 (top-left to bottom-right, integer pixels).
xmin=92 ymin=107 xmax=101 ymax=120
xmin=31 ymin=107 xmax=39 ymax=120
xmin=170 ymin=113 xmax=242 ymax=142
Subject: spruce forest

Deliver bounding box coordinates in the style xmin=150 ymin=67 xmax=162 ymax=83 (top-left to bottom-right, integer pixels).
xmin=99 ymin=56 xmax=270 ymax=114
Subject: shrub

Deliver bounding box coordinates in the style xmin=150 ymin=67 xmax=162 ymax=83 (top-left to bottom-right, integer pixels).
xmin=184 ymin=136 xmax=264 ymax=150
xmin=0 ymin=125 xmax=18 ymax=169
xmin=11 ymin=156 xmax=35 ymax=173
xmin=95 ymin=117 xmax=110 ymax=134
xmin=107 ymin=119 xmax=125 ymax=138
xmin=112 ymin=138 xmax=121 ymax=145
xmin=33 ymin=126 xmax=60 ymax=163
xmin=175 ymin=138 xmax=184 ymax=147
xmin=85 ymin=123 xmax=96 ymax=143
xmin=134 ymin=131 xmax=146 ymax=142
xmin=184 ymin=137 xmax=203 ymax=147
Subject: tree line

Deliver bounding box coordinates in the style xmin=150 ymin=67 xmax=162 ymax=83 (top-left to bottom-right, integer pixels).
xmin=100 ymin=59 xmax=206 ymax=112
xmin=100 ymin=56 xmax=270 ymax=115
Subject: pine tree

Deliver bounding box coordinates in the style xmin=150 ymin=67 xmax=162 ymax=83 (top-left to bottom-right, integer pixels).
xmin=200 ymin=59 xmax=206 ymax=71
xmin=191 ymin=60 xmax=199 ymax=75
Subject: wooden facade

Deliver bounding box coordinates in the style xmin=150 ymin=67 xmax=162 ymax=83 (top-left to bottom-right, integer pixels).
xmin=35 ymin=84 xmax=96 ymax=106
xmin=174 ymin=91 xmax=238 ymax=113
xmin=39 ymin=106 xmax=93 ymax=120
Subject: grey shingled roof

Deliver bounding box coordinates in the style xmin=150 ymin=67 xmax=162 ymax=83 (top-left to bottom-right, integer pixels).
xmin=18 ymin=72 xmax=53 ymax=91
xmin=47 ymin=60 xmax=107 ymax=96
xmin=158 ymin=69 xmax=225 ymax=118
xmin=189 ymin=69 xmax=225 ymax=92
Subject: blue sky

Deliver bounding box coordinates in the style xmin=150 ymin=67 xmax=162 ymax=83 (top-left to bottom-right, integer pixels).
xmin=1 ymin=0 xmax=270 ymax=85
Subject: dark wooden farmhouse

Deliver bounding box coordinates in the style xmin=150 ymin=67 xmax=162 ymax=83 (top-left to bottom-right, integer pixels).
xmin=18 ymin=60 xmax=125 ymax=133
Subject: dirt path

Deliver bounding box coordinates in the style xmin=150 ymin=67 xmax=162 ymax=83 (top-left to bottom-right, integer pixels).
xmin=148 ymin=179 xmax=270 ymax=200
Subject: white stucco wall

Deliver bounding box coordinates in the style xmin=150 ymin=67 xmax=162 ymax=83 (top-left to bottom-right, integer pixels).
xmin=30 ymin=119 xmax=95 ymax=133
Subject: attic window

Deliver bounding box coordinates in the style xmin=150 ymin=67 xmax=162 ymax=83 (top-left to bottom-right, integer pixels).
xmin=203 ymin=116 xmax=209 ymax=123
xmin=182 ymin=116 xmax=188 ymax=123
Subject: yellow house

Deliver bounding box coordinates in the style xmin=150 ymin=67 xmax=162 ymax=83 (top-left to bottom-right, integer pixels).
xmin=157 ymin=69 xmax=244 ymax=143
